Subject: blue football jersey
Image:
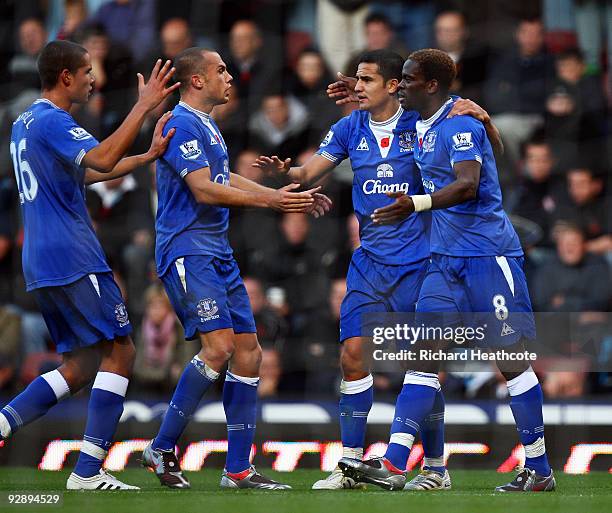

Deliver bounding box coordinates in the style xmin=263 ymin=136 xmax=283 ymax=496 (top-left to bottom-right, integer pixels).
xmin=155 ymin=101 xmax=232 ymax=277
xmin=414 ymin=98 xmax=523 ymax=257
xmin=316 ymin=108 xmax=429 ymax=265
xmin=10 ymin=99 xmax=109 ymax=291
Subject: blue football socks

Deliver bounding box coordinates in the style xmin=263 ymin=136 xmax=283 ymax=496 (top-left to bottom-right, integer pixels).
xmin=421 ymin=387 xmax=446 ymax=474
xmin=339 ymin=375 xmax=373 ymax=458
xmin=153 ymin=356 xmax=219 ymax=451
xmin=223 ymin=371 xmax=259 ymax=473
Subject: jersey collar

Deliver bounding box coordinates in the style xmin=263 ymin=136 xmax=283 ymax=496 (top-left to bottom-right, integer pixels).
xmin=368 ymin=104 xmax=402 ymax=126
xmin=33 ymin=98 xmax=62 ymax=110
xmin=179 ymin=100 xmax=211 ymax=121
xmin=418 ymin=97 xmax=453 ymax=130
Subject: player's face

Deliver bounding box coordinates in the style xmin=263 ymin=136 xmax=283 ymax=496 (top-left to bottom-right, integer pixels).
xmin=354 ymin=62 xmax=392 ymax=112
xmin=68 ymin=53 xmax=95 ymax=104
xmin=202 ymin=52 xmax=233 ymax=106
xmin=397 ymin=60 xmax=428 ymax=112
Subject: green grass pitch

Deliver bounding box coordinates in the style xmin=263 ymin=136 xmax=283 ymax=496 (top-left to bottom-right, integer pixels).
xmin=0 ymin=469 xmax=609 ymax=513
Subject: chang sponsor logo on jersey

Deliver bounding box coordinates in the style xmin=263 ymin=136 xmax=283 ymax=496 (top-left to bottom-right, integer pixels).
xmin=452 ymin=132 xmax=474 ymax=151
xmin=362 ymin=180 xmax=409 ymax=195
xmin=320 ymin=130 xmax=334 ymax=147
xmin=179 ymin=139 xmax=202 ymax=160
xmin=376 ymin=163 xmax=394 ymax=178
xmin=69 ymin=127 xmax=92 ymax=140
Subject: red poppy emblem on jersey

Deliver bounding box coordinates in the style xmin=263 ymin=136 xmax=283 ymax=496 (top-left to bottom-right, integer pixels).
xmin=380 ymin=137 xmax=390 ymax=148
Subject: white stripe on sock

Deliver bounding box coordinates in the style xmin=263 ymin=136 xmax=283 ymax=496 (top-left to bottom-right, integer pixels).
xmin=403 ymin=371 xmax=440 ymax=390
xmin=0 ymin=412 xmax=11 ymax=438
xmin=192 ymin=356 xmax=220 ymax=381
xmin=225 ymin=371 xmax=259 ymax=386
xmin=340 ymin=374 xmax=373 ymax=394
xmin=423 ymin=456 xmax=444 ymax=467
xmin=92 ymin=372 xmax=129 ymax=397
xmin=524 ymin=437 xmax=546 ymax=458
xmin=41 ymin=369 xmax=71 ymax=401
xmin=81 ymin=440 xmax=108 ymax=460
xmin=389 ymin=432 xmax=415 ymax=449
xmin=506 ymin=367 xmax=539 ymax=396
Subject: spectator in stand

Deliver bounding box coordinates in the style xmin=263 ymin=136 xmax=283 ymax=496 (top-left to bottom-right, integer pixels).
xmin=56 ymin=0 xmax=88 ymax=41
xmin=533 ymin=223 xmax=610 ymax=312
xmin=301 ymin=277 xmax=344 ymax=396
xmin=73 ymin=23 xmax=134 ymax=137
xmin=0 ymin=306 xmax=20 ymax=391
xmin=243 ymin=276 xmax=288 ymax=351
xmin=287 ymin=48 xmax=341 ymax=142
xmin=248 ymin=93 xmax=311 ymax=161
xmin=258 ymin=347 xmax=283 ymax=398
xmin=544 ymin=48 xmax=607 ymax=163
xmin=139 ymin=18 xmax=193 ymax=72
xmin=510 ymin=138 xmax=563 ymax=245
xmin=484 ymin=18 xmax=555 ymax=166
xmin=226 ymin=19 xmax=281 ymax=116
xmin=89 ymin=0 xmax=156 ymax=62
xmin=133 ymin=284 xmax=188 ymax=394
xmin=553 ymin=167 xmax=611 ymax=254
xmin=228 ymin=149 xmax=280 ymax=277
xmin=87 ymin=174 xmax=154 ymax=316
xmin=8 ymin=18 xmax=46 ymax=100
xmin=316 ymin=0 xmax=370 ymax=74
xmin=344 ymin=12 xmax=409 ymax=76
xmin=433 ymin=10 xmax=489 ymax=104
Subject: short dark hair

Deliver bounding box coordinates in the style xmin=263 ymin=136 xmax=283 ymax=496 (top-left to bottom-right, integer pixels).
xmin=357 ymin=49 xmax=404 ymax=83
xmin=557 ymin=47 xmax=584 ymax=62
xmin=174 ymin=47 xmax=214 ymax=93
xmin=365 ymin=12 xmax=393 ymax=29
xmin=407 ymin=48 xmax=457 ymax=93
xmin=37 ymin=40 xmax=88 ymax=90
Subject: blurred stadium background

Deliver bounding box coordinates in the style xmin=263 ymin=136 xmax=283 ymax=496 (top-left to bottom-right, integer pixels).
xmin=0 ymin=0 xmax=610 ymax=474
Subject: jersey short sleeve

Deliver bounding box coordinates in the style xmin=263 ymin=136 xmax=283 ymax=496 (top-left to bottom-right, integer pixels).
xmin=316 ymin=115 xmax=350 ymax=165
xmin=445 ymin=116 xmax=486 ymax=168
xmin=163 ymin=125 xmax=210 ymax=179
xmin=44 ymin=110 xmax=99 ymax=167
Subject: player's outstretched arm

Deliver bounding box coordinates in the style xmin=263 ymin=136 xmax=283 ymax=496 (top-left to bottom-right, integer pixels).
xmin=85 ymin=112 xmax=175 ymax=185
xmin=371 ymin=162 xmax=480 ymax=225
xmin=185 ymin=168 xmax=321 ymax=212
xmin=326 ymin=72 xmax=359 ymax=105
xmin=252 ymin=153 xmax=335 ymax=186
xmin=82 ymin=59 xmax=180 ymax=173
xmin=230 ymin=172 xmax=332 ymax=218
xmin=447 ymin=99 xmax=504 ymax=157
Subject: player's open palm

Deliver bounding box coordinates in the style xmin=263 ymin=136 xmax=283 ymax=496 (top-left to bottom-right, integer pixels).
xmin=308 ymin=193 xmax=333 ymax=218
xmin=252 ymin=155 xmax=291 ymax=175
xmin=137 ymin=59 xmax=181 ymax=112
xmin=147 ymin=112 xmax=176 ymax=159
xmin=327 ymin=72 xmax=359 ymax=105
xmin=269 ymin=183 xmax=321 ymax=213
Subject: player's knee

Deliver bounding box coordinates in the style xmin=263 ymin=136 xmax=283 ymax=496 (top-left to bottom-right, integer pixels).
xmin=203 ymin=340 xmax=235 ymax=365
xmin=341 ymin=347 xmax=368 ymax=380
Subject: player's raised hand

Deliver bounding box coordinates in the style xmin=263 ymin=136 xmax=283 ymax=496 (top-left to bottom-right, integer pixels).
xmin=447 ymin=98 xmax=490 ymax=124
xmin=327 ymin=72 xmax=359 ymax=105
xmin=307 ymin=192 xmax=333 ymax=218
xmin=137 ymin=59 xmax=181 ymax=112
xmin=252 ymin=155 xmax=292 ymax=174
xmin=267 ymin=183 xmax=321 ymax=212
xmin=371 ymin=191 xmax=415 ymax=225
xmin=146 ymin=112 xmax=175 ymax=159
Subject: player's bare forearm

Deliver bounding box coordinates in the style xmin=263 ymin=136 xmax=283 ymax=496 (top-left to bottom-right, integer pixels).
xmin=229 ymin=172 xmax=274 ymax=194
xmin=484 ymin=120 xmax=504 ymax=157
xmin=431 ymin=161 xmax=480 ymax=209
xmin=186 ymin=168 xmax=318 ymax=211
xmin=85 ymin=153 xmax=153 ymax=185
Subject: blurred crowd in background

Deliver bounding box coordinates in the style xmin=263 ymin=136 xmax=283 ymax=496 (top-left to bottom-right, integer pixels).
xmin=0 ymin=0 xmax=610 ymax=401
